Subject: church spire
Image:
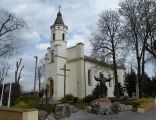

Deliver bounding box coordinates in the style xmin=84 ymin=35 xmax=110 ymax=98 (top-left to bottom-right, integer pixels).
xmin=53 ymin=6 xmax=65 ymax=25
xmin=59 ymin=5 xmax=61 ymax=12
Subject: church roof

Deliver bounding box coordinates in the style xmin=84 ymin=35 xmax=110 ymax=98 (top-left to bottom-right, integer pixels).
xmin=54 ymin=11 xmax=64 ymax=25
xmin=84 ymin=55 xmax=108 ymax=66
xmin=84 ymin=56 xmax=125 ymax=69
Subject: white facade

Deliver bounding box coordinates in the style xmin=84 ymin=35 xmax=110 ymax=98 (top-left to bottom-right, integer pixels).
xmin=45 ymin=11 xmax=125 ymax=100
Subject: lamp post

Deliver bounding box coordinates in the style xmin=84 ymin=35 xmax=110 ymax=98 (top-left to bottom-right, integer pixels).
xmin=34 ymin=56 xmax=38 ymax=96
xmin=38 ymin=66 xmax=42 ymax=98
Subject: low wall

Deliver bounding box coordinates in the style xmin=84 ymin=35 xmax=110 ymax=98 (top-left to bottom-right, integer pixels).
xmin=137 ymin=99 xmax=155 ymax=113
xmin=0 ymin=107 xmax=38 ymax=120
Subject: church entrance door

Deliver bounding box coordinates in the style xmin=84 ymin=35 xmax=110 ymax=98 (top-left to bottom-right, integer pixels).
xmin=49 ymin=79 xmax=54 ymax=97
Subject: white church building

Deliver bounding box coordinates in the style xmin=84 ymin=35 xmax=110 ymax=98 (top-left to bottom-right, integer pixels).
xmin=45 ymin=10 xmax=125 ymax=100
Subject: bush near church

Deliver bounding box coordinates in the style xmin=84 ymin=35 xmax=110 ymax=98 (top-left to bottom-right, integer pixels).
xmin=83 ymin=95 xmax=96 ymax=103
xmin=14 ymin=96 xmax=39 ymax=109
xmin=61 ymin=94 xmax=74 ymax=103
xmin=83 ymin=84 xmax=104 ymax=103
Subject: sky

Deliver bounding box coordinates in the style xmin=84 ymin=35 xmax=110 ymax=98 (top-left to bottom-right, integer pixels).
xmin=0 ymin=0 xmax=143 ymax=91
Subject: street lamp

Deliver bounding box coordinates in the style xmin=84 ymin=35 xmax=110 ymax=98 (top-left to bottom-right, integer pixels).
xmin=34 ymin=56 xmax=38 ymax=96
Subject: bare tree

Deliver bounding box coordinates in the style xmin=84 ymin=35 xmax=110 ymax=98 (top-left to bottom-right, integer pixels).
xmin=119 ymin=0 xmax=156 ymax=97
xmin=0 ymin=59 xmax=10 ymax=84
xmin=90 ymin=10 xmax=122 ymax=98
xmin=15 ymin=58 xmax=24 ymax=83
xmin=145 ymin=0 xmax=156 ymax=59
xmin=0 ymin=9 xmax=26 ymax=57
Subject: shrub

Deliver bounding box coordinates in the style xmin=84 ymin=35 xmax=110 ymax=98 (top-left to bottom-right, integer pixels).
xmin=64 ymin=94 xmax=74 ymax=101
xmin=83 ymin=95 xmax=95 ymax=103
xmin=14 ymin=101 xmax=28 ymax=108
xmin=114 ymin=82 xmax=124 ymax=98
xmin=39 ymin=104 xmax=56 ymax=113
xmin=14 ymin=96 xmax=39 ymax=109
xmin=92 ymin=84 xmax=100 ymax=99
xmin=111 ymin=102 xmax=120 ymax=114
xmin=91 ymin=104 xmax=100 ymax=114
xmin=73 ymin=97 xmax=79 ymax=103
xmin=61 ymin=94 xmax=74 ymax=103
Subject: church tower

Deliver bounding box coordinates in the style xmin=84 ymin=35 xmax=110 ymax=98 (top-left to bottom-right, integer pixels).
xmin=45 ymin=9 xmax=68 ymax=100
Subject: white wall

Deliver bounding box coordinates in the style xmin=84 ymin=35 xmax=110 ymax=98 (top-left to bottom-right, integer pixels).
xmin=45 ymin=23 xmax=68 ymax=100
xmin=84 ymin=61 xmax=115 ymax=97
xmin=67 ymin=43 xmax=85 ymax=99
xmin=67 ymin=61 xmax=78 ymax=97
xmin=117 ymin=68 xmax=125 ymax=85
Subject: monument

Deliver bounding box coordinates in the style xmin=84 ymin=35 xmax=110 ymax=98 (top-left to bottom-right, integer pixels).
xmin=94 ymin=72 xmax=112 ymax=97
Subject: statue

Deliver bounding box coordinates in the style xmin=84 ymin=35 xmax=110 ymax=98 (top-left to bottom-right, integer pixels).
xmin=94 ymin=72 xmax=112 ymax=97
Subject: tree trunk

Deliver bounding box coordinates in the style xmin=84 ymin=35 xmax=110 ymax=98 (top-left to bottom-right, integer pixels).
xmin=112 ymin=38 xmax=119 ymax=98
xmin=137 ymin=59 xmax=142 ymax=98
xmin=112 ymin=53 xmax=119 ymax=98
xmin=141 ymin=47 xmax=146 ymax=97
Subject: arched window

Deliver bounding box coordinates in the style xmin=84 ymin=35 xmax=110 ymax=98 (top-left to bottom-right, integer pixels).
xmin=88 ymin=69 xmax=92 ymax=86
xmin=108 ymin=74 xmax=112 ymax=87
xmin=47 ymin=78 xmax=54 ymax=97
xmin=50 ymin=50 xmax=54 ymax=63
xmin=53 ymin=33 xmax=55 ymax=40
xmin=62 ymin=33 xmax=65 ymax=40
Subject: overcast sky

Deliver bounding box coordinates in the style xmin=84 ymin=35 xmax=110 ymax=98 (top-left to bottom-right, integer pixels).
xmin=0 ymin=0 xmax=129 ymax=91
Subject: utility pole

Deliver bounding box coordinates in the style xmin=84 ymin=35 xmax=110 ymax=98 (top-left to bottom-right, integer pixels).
xmin=34 ymin=56 xmax=38 ymax=96
xmin=38 ymin=66 xmax=41 ymax=98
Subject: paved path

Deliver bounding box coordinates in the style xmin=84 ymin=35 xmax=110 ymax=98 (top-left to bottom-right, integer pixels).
xmin=62 ymin=109 xmax=156 ymax=120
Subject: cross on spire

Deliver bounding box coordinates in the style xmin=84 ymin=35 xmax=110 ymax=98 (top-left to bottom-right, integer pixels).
xmin=59 ymin=5 xmax=61 ymax=12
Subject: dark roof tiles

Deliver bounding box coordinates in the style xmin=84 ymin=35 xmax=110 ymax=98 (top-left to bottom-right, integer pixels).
xmin=54 ymin=11 xmax=64 ymax=25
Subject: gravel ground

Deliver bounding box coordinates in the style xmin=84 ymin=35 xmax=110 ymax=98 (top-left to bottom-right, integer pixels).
xmin=45 ymin=108 xmax=156 ymax=120
xmin=61 ymin=108 xmax=156 ymax=120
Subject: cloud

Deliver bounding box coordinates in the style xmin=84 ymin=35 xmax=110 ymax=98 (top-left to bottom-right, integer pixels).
xmin=36 ymin=43 xmax=50 ymax=50
xmin=0 ymin=0 xmax=120 ymax=91
xmin=20 ymin=31 xmax=41 ymax=43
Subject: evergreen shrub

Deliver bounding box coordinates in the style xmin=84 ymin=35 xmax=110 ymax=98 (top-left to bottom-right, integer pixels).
xmin=61 ymin=94 xmax=74 ymax=103
xmin=14 ymin=96 xmax=39 ymax=108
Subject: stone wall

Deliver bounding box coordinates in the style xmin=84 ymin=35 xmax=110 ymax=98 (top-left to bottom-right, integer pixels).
xmin=138 ymin=99 xmax=155 ymax=112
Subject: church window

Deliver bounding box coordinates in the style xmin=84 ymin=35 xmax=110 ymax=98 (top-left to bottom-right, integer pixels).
xmin=88 ymin=69 xmax=92 ymax=86
xmin=51 ymin=50 xmax=54 ymax=63
xmin=113 ymin=74 xmax=115 ymax=86
xmin=62 ymin=33 xmax=65 ymax=40
xmin=53 ymin=33 xmax=55 ymax=40
xmin=108 ymin=74 xmax=112 ymax=87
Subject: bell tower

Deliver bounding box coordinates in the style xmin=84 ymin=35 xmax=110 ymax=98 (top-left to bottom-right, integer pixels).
xmin=45 ymin=9 xmax=68 ymax=100
xmin=50 ymin=9 xmax=68 ymax=57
